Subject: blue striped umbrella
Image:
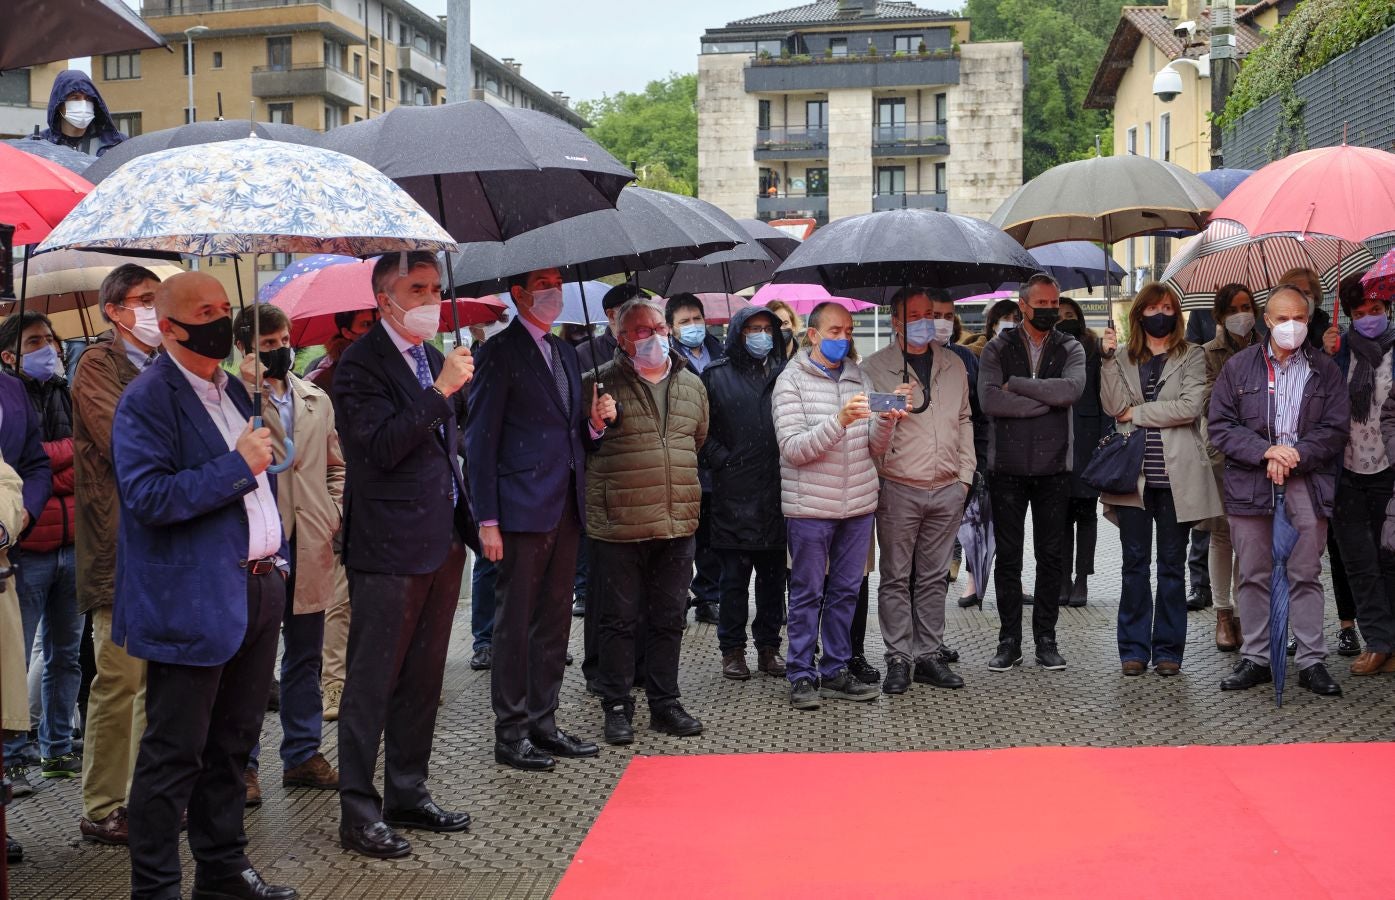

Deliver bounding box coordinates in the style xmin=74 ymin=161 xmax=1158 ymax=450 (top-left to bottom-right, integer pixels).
xmin=1269 ymin=490 xmax=1300 ymax=707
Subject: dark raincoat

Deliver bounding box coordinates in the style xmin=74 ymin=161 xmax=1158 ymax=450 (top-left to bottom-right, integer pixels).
xmin=37 ymin=70 xmax=126 ymax=157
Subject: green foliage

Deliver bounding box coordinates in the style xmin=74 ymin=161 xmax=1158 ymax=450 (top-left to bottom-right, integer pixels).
xmin=574 ymin=73 xmax=698 ymax=197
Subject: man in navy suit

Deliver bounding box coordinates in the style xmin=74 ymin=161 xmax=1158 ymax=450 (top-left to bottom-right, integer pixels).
xmin=466 ymin=266 xmax=614 ymax=772
xmin=332 ymin=252 xmax=477 ymax=860
xmin=112 ymin=272 xmax=295 ymax=900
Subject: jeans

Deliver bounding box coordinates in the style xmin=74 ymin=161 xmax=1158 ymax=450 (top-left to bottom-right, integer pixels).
xmin=1115 ymin=488 xmax=1189 ymax=664
xmin=471 ymin=554 xmax=498 ymax=652
xmin=987 ymin=472 xmax=1070 ymax=645
xmin=249 ymin=572 xmax=325 ymax=771
xmin=786 ymin=514 xmax=875 ymax=684
xmin=5 ymin=545 xmax=81 ymax=760
xmin=715 ymin=548 xmax=787 ymax=654
xmin=1331 ymin=468 xmax=1395 ymax=653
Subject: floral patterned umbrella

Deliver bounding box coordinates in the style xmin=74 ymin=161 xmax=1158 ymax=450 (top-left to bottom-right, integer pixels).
xmin=36 ymin=136 xmax=456 ymax=257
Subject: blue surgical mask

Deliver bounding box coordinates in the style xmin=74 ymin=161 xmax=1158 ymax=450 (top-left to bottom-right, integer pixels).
xmin=904 ymin=319 xmax=934 ymax=348
xmin=677 ymin=323 xmax=707 ymax=348
xmin=630 ymin=333 xmax=669 ymax=369
xmin=745 ymin=332 xmax=774 ymax=359
xmin=818 ymin=337 xmax=850 ymax=365
xmin=1353 ymin=313 xmax=1389 ymax=339
xmin=20 ymin=344 xmax=62 ymax=382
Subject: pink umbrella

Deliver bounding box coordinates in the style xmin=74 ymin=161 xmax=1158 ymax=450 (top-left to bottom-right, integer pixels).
xmin=693 ymin=292 xmax=753 ymax=324
xmin=750 ymin=282 xmax=875 ymax=314
xmin=1361 ymin=247 xmax=1395 ymax=305
xmin=956 ymin=290 xmax=1016 ymax=305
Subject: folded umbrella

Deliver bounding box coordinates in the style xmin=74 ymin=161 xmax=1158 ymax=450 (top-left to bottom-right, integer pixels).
xmin=1269 ymin=491 xmax=1301 ymax=707
xmin=957 ymin=483 xmax=994 ymax=606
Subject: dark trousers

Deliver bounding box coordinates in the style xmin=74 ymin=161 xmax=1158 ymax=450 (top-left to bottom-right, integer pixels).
xmin=574 ymin=534 xmax=590 ymax=603
xmin=1116 ymin=488 xmax=1189 ymax=664
xmin=470 ymin=554 xmax=498 ymax=652
xmin=339 ymin=538 xmax=465 ymax=828
xmin=79 ymin=610 xmax=95 ymax=733
xmin=582 ymin=537 xmax=646 ymax=689
xmin=594 ymin=536 xmax=694 ymax=707
xmin=491 ymin=492 xmax=579 ymax=742
xmin=249 ymin=561 xmax=325 ymax=771
xmin=1332 ymin=468 xmax=1395 ymax=652
xmin=1062 ymin=496 xmax=1098 ymax=586
xmin=715 ymin=547 xmax=787 ymax=654
xmin=127 ymin=571 xmax=284 ymax=900
xmin=1328 ymin=529 xmax=1357 ymax=622
xmin=988 ymin=471 xmax=1070 ymax=645
xmin=851 ymin=576 xmax=870 ymax=656
xmin=1188 ymin=528 xmax=1211 ymax=592
xmin=689 ymin=492 xmax=721 ymax=606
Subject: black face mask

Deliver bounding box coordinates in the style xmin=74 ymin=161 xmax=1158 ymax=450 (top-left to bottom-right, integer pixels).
xmin=169 ymin=315 xmax=234 ymax=361
xmin=1141 ymin=312 xmax=1177 ymax=339
xmin=1027 ymin=307 xmax=1059 ymax=331
xmin=259 ymin=346 xmax=294 ymax=380
xmin=780 ymin=327 xmax=793 ymax=346
xmin=1055 ymin=318 xmax=1084 ymax=338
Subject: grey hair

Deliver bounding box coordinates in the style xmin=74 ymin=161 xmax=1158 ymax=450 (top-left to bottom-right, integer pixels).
xmin=615 ymin=297 xmax=663 ymax=334
xmin=98 ymin=263 xmax=161 ymax=323
xmin=1017 ymin=272 xmax=1061 ymax=304
xmin=371 ymin=251 xmax=439 ymax=298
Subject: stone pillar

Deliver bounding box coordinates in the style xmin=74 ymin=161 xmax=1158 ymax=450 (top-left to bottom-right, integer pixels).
xmin=828 ymin=87 xmax=873 ymax=221
xmin=946 ymin=42 xmax=1024 ymax=220
xmin=697 ymin=53 xmax=758 ymax=217
xmin=447 ymin=0 xmax=470 ymax=104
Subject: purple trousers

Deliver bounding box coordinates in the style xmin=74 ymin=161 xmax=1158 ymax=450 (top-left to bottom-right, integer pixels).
xmin=785 ymin=513 xmax=875 ymax=684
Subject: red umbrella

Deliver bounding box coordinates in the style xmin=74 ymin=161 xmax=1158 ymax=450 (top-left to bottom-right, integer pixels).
xmin=0 ymin=142 xmax=93 ymax=246
xmin=693 ymin=292 xmax=753 ymax=325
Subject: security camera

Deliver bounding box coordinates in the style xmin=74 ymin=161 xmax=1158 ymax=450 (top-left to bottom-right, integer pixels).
xmin=1174 ymin=20 xmax=1196 ymax=39
xmin=1153 ymin=66 xmax=1183 ymax=103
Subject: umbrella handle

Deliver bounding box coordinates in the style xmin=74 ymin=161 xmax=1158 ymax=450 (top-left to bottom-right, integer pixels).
xmin=253 ymin=415 xmax=297 ymax=475
xmin=596 ymin=381 xmax=623 ymax=430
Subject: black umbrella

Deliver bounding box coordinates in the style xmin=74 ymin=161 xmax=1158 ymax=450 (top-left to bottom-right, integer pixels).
xmin=638 ymin=243 xmax=775 ymax=296
xmin=737 ymin=218 xmax=802 ymax=261
xmin=4 ymin=138 xmax=94 ymax=175
xmin=83 ymin=120 xmax=320 ymax=185
xmin=1 ymin=0 xmax=167 ymax=72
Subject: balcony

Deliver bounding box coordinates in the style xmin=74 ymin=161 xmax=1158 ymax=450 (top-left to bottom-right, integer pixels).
xmin=0 ymin=101 xmax=47 ymax=139
xmin=755 ymin=124 xmax=829 ymax=161
xmin=756 ymin=191 xmax=828 ymax=222
xmin=141 ymin=0 xmax=330 ymax=13
xmin=745 ymin=51 xmax=959 ymax=93
xmin=872 ymin=191 xmax=947 ymax=212
xmin=252 ymin=62 xmax=362 ymax=107
xmin=397 ymin=45 xmax=447 ymax=89
xmin=872 ymin=120 xmax=949 ymax=157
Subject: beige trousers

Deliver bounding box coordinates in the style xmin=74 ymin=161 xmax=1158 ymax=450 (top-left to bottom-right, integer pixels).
xmin=321 ymin=565 xmax=351 ymax=690
xmin=80 ymin=605 xmax=147 ymax=821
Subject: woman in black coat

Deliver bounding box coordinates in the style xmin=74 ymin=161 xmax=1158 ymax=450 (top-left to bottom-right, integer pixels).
xmin=1057 ymin=298 xmax=1110 ymax=607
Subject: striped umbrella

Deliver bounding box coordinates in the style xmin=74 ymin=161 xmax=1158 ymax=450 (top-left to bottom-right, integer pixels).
xmin=1162 ymin=219 xmax=1376 ymax=311
xmin=1269 ymin=490 xmax=1301 ymax=707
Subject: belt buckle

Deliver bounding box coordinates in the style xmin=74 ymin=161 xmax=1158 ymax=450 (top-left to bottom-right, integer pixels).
xmin=249 ymin=558 xmax=275 ymax=576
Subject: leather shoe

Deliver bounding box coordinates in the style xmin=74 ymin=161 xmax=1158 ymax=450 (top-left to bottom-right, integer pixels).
xmin=882 ymin=658 xmax=911 ymax=695
xmin=1068 ymin=575 xmax=1089 ymax=607
xmin=384 ymin=801 xmax=471 ymax=833
xmin=243 ymin=767 xmax=263 ymax=807
xmin=757 ymin=646 xmax=786 ymax=676
xmin=191 ymin=867 xmax=298 ymax=899
xmin=495 ymin=738 xmax=556 ymax=771
xmin=339 ymin=821 xmax=411 ymax=859
xmin=649 ymin=702 xmax=703 ymax=737
xmin=469 ymin=646 xmax=492 ymax=670
xmin=722 ymin=650 xmax=751 ymax=680
xmin=957 ymin=592 xmax=981 ymax=608
xmin=531 ymin=729 xmax=599 ymax=759
xmin=1298 ymin=662 xmax=1342 ymax=696
xmin=603 ymin=701 xmax=634 ymax=745
xmin=1350 ymin=650 xmax=1390 ymax=676
xmin=1154 ymin=660 xmax=1181 ymax=677
xmin=572 ymin=597 xmax=585 ymax=617
xmin=987 ymin=641 xmax=1022 ymax=672
xmin=1121 ymin=660 xmax=1146 ymax=676
xmin=913 ymin=655 xmax=964 ymax=689
xmin=937 ymin=645 xmax=960 ymax=663
xmin=693 ymin=601 xmax=720 ymax=624
xmin=80 ymin=806 xmax=129 ymax=845
xmin=5 ymin=833 xmax=19 ymax=864
xmin=1220 ymin=659 xmax=1272 ymax=691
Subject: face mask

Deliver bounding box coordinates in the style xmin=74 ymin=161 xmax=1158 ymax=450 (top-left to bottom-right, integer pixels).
xmin=630 ymin=333 xmax=669 ymax=369
xmin=19 ymin=344 xmax=62 ymax=382
xmin=1224 ymin=311 xmax=1255 ymax=338
xmin=903 ymin=319 xmax=934 ymax=348
xmin=1141 ymin=312 xmax=1177 ymax=339
xmin=997 ymin=320 xmax=1017 ymax=333
xmin=168 ymin=315 xmax=234 ymax=361
xmin=1269 ymin=319 xmax=1308 ymax=351
xmin=818 ymin=337 xmax=850 ymax=365
xmin=745 ymin=332 xmax=774 ymax=359
xmin=259 ymin=346 xmax=294 ymax=380
xmin=120 ymin=305 xmax=163 ymax=348
xmin=780 ymin=327 xmax=793 ymax=346
xmin=1026 ymin=307 xmax=1059 ymax=331
xmin=933 ymin=318 xmax=955 ymax=346
xmin=62 ymin=98 xmax=95 ymax=130
xmin=1055 ymin=319 xmax=1084 ymax=338
xmin=525 ymin=287 xmax=564 ymax=326
xmin=1353 ymin=313 xmax=1389 ymax=339
xmin=677 ymin=323 xmax=707 ymax=348
xmin=389 ymin=296 xmax=439 ymax=341
xmin=481 ymin=317 xmax=510 ymax=341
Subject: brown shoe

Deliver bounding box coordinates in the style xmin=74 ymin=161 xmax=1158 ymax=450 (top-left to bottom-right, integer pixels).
xmin=1154 ymin=660 xmax=1181 ymax=677
xmin=721 ymin=650 xmax=751 ymax=681
xmin=243 ymin=767 xmax=263 ymax=807
xmin=757 ymin=646 xmax=787 ymax=677
xmin=1351 ymin=650 xmax=1391 ymax=676
xmin=283 ymin=752 xmax=339 ymax=790
xmin=323 ymin=681 xmax=343 ymax=722
xmin=79 ymin=806 xmax=129 ymax=845
xmin=1121 ymin=660 xmax=1146 ymax=676
xmin=1215 ymin=608 xmax=1241 ymax=652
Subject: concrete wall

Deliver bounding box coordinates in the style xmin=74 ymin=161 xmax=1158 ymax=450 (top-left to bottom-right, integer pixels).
xmin=827 ymin=87 xmax=873 ymax=220
xmin=698 ymin=52 xmax=758 ymax=218
xmin=946 ymin=41 xmax=1023 ymax=220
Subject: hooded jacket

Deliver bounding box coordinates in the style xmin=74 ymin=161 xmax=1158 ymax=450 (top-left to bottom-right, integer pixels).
xmin=699 ymin=307 xmax=787 ymax=550
xmin=38 ymin=71 xmax=126 ymax=157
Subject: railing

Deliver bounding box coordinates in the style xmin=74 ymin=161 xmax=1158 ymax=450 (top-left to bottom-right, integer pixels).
xmin=756 ymin=192 xmax=829 ymax=220
xmin=871 ymin=120 xmax=948 ymax=151
xmin=750 ymin=48 xmax=957 ymax=67
xmin=142 ymin=0 xmax=330 ymax=14
xmin=252 ymin=60 xmax=355 ymax=77
xmin=755 ymin=125 xmax=829 ymax=153
xmin=871 ymin=191 xmax=948 ymax=212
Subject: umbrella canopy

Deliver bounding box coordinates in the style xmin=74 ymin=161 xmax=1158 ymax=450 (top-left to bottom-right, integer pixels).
xmin=36 ymin=137 xmax=457 ymax=257
xmin=4 ymin=139 xmax=95 ymax=176
xmin=693 ymin=293 xmax=754 ymax=325
xmin=1161 ymin=219 xmax=1375 ymax=310
xmin=0 ymin=0 xmax=166 ymax=72
xmin=0 ymin=142 xmax=94 ymax=246
xmin=257 ymin=253 xmax=359 ymax=303
xmin=956 ymin=290 xmax=1017 ymax=305
xmin=637 ymin=241 xmax=775 ymax=296
xmin=1360 ymin=246 xmax=1395 ymax=305
xmin=317 ymin=101 xmax=634 ymax=243
xmin=1018 ymin=241 xmax=1126 ymax=293
xmin=21 ymin=248 xmax=185 ymax=299
xmin=957 ymin=485 xmax=994 ymax=602
xmin=737 ymin=218 xmax=801 ymax=261
xmin=1269 ymin=492 xmax=1301 ymax=707
xmin=750 ymin=282 xmax=875 ymax=314
xmin=84 ymin=120 xmax=320 ymax=186
xmin=1155 ymin=168 xmax=1255 ymax=238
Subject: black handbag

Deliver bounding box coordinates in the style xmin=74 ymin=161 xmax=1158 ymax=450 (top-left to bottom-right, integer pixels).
xmin=1080 ymin=428 xmax=1146 ymax=495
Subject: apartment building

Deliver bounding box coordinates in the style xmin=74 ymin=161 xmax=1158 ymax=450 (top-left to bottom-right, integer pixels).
xmin=0 ymin=63 xmax=69 ymax=139
xmin=698 ymin=0 xmax=1023 ymax=226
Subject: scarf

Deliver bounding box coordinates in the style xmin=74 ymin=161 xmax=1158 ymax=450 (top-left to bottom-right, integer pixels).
xmin=1345 ymin=321 xmax=1395 ymax=422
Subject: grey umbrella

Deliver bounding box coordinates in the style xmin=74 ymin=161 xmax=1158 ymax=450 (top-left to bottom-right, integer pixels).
xmin=83 ymin=120 xmax=320 ymax=185
xmin=636 ymin=217 xmax=800 ymax=295
xmin=4 ymin=139 xmax=94 ymax=175
xmin=738 ymin=218 xmax=802 ymax=261
xmin=0 ymin=0 xmax=166 ymax=72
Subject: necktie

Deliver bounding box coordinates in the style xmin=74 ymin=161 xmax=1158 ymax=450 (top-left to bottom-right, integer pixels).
xmin=548 ymin=338 xmax=576 ymax=469
xmin=410 ymin=344 xmax=458 ymax=504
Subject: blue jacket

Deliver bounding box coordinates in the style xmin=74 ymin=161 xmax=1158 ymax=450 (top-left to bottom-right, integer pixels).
xmin=0 ymin=371 xmax=52 ymax=533
xmin=111 ymin=355 xmax=287 ymax=666
xmin=37 ymin=71 xmax=126 ymax=158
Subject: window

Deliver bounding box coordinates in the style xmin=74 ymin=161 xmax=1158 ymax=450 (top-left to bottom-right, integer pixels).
xmin=386 ymin=13 xmax=393 ymax=34
xmin=1126 ymin=239 xmax=1136 ymax=291
xmin=325 ymin=105 xmax=343 ymax=129
xmin=806 ymin=168 xmax=828 ymax=196
xmin=370 ymin=61 xmax=380 ymax=80
xmin=934 ymin=162 xmax=946 ymax=194
xmin=352 ymin=54 xmax=362 ymax=78
xmin=386 ymin=74 xmax=393 ymax=99
xmin=369 ymin=36 xmax=380 ymax=51
xmin=370 ymin=94 xmax=381 ymax=111
xmin=893 ymin=35 xmax=917 ymax=54
xmin=934 ymin=92 xmax=947 ymax=123
xmin=829 ymin=38 xmax=847 ymax=57
xmin=266 ymin=36 xmax=292 ymax=71
xmin=323 ymin=40 xmax=342 ymax=70
xmin=267 ymin=102 xmax=294 ymax=125
xmin=759 ymin=167 xmax=780 ymax=195
xmin=212 ymin=51 xmax=223 ymax=69
xmin=111 ymin=111 xmax=142 ymax=137
xmin=1159 ymin=112 xmax=1171 ymax=162
xmin=876 ymin=96 xmax=907 ymax=141
xmin=876 ymin=166 xmax=906 ymax=195
xmin=758 ymin=99 xmax=771 ymax=130
xmin=182 ymin=46 xmax=195 ymax=76
xmin=756 ymin=39 xmax=782 ymax=57
xmin=806 ymin=99 xmax=828 ymax=129
xmin=1126 ymin=126 xmax=1137 ymax=155
xmin=103 ymin=52 xmax=140 ymax=80
xmin=1144 ymin=121 xmax=1152 ymax=159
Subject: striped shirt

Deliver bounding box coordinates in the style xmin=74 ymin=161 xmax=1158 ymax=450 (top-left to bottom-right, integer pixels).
xmin=1266 ymin=342 xmax=1311 ymax=448
xmin=1141 ymin=355 xmax=1169 ymax=489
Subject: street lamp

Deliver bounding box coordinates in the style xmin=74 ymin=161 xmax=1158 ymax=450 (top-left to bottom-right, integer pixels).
xmin=184 ymin=25 xmax=211 ymax=124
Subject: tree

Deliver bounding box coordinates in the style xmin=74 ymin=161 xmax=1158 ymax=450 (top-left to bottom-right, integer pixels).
xmin=574 ymin=73 xmax=698 ymax=196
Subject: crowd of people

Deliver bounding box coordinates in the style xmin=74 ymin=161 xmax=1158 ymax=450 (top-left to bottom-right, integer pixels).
xmin=2 ymin=246 xmax=1392 ymax=900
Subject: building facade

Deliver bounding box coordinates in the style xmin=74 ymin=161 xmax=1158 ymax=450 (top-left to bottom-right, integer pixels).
xmin=698 ymin=0 xmax=1023 ymax=225
xmin=0 ymin=63 xmax=69 ymax=139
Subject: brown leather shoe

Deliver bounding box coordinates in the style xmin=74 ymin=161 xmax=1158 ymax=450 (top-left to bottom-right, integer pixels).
xmin=1121 ymin=660 xmax=1146 ymax=676
xmin=243 ymin=767 xmax=263 ymax=807
xmin=1215 ymin=608 xmax=1241 ymax=652
xmin=1154 ymin=660 xmax=1181 ymax=677
xmin=283 ymin=752 xmax=339 ymax=790
xmin=757 ymin=646 xmax=787 ymax=677
xmin=79 ymin=806 xmax=129 ymax=845
xmin=1351 ymin=650 xmax=1391 ymax=676
xmin=721 ymin=650 xmax=751 ymax=681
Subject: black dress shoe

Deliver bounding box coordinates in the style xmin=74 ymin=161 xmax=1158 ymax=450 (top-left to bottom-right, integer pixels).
xmin=882 ymin=658 xmax=911 ymax=695
xmin=1034 ymin=640 xmax=1067 ymax=671
xmin=192 ymin=866 xmax=298 ymax=899
xmin=649 ymin=702 xmax=703 ymax=737
xmin=1186 ymin=586 xmax=1213 ymax=611
xmin=694 ymin=602 xmax=720 ymax=624
xmin=5 ymin=833 xmax=20 ymax=864
xmin=1286 ymin=634 xmax=1297 ymax=656
xmin=1298 ymin=662 xmax=1342 ymax=696
xmin=339 ymin=821 xmax=411 ymax=859
xmin=1068 ymin=575 xmax=1089 ymax=607
xmin=604 ymin=701 xmax=634 ymax=745
xmin=847 ymin=654 xmax=881 ymax=684
xmin=914 ymin=655 xmax=965 ymax=688
xmin=531 ymin=729 xmax=599 ymax=758
xmin=384 ymin=801 xmax=471 ymax=833
xmin=936 ymin=645 xmax=960 ymax=663
xmin=495 ymin=738 xmax=556 ymax=771
xmin=565 ymin=651 xmax=574 ymax=666
xmin=1021 ymin=593 xmax=1034 ymax=606
xmin=469 ymin=646 xmax=492 ymax=670
xmin=957 ymin=592 xmax=981 ymax=608
xmin=1220 ymin=659 xmax=1273 ymax=691
xmin=572 ymin=598 xmax=586 ymax=617
xmin=1336 ymin=626 xmax=1362 ymax=657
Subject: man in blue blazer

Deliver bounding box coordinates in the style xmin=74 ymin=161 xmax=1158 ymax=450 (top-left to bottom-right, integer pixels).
xmin=466 ymin=266 xmax=614 ymax=772
xmin=111 ymin=272 xmax=295 ymax=900
xmin=333 ymin=252 xmax=477 ymax=860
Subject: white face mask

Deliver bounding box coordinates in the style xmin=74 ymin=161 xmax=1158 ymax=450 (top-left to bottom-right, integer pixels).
xmin=389 ymin=295 xmax=439 ymax=341
xmin=1269 ymin=319 xmax=1308 ymax=351
xmin=1224 ymin=311 xmax=1255 ymax=337
xmin=121 ymin=305 xmax=163 ymax=349
xmin=630 ymin=333 xmax=669 ymax=370
xmin=481 ymin=316 xmax=510 ymax=341
xmin=63 ymin=98 xmax=95 ymax=130
xmin=933 ymin=318 xmax=955 ymax=345
xmin=997 ymin=320 xmax=1017 ymax=333
xmin=524 ymin=287 xmax=564 ymax=326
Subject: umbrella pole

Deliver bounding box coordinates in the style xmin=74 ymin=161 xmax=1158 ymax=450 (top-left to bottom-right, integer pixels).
xmin=1103 ymin=223 xmax=1115 ymax=332
xmin=15 ymin=246 xmax=30 ymax=372
xmin=577 ymin=277 xmax=617 ymax=427
xmin=433 ymin=174 xmax=463 ymax=348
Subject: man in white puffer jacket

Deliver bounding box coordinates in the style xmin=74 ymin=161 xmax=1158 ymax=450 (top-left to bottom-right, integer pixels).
xmin=772 ymin=302 xmax=896 ymax=711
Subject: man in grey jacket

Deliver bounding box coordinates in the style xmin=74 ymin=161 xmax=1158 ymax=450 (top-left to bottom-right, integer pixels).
xmin=978 ymin=274 xmax=1085 ymax=672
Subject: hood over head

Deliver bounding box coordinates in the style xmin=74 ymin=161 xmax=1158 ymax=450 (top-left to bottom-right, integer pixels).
xmin=724 ymin=305 xmax=785 ymax=368
xmin=41 ymin=70 xmax=125 ymax=156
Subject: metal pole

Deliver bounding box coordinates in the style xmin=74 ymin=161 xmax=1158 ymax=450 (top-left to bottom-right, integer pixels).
xmin=447 ymin=0 xmax=472 ymax=104
xmin=186 ymin=37 xmax=195 ymax=124
xmin=433 ymin=174 xmax=463 ymax=347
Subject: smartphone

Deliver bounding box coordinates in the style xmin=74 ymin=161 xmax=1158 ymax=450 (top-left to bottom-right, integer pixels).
xmin=867 ymin=392 xmax=908 ymax=413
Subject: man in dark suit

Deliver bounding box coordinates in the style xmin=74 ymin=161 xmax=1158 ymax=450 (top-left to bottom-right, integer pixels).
xmin=333 ymin=252 xmax=476 ymax=860
xmin=112 ymin=272 xmax=295 ymax=900
xmin=466 ymin=267 xmax=614 ymax=772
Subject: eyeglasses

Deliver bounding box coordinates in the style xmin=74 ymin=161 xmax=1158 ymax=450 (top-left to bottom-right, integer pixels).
xmin=624 ymin=325 xmax=669 ymax=341
xmin=121 ymin=292 xmax=157 ymax=310
xmin=741 ymin=324 xmax=775 ymax=335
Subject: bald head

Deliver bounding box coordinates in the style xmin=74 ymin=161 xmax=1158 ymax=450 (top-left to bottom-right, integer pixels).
xmin=155 ymin=271 xmax=227 ymax=320
xmin=156 ymin=271 xmax=233 ymax=378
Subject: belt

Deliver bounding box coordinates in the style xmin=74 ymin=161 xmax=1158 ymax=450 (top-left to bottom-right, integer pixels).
xmin=243 ymin=556 xmax=278 ymax=576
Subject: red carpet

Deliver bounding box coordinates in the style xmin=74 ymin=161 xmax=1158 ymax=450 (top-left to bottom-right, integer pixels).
xmin=554 ymin=744 xmax=1395 ymax=899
